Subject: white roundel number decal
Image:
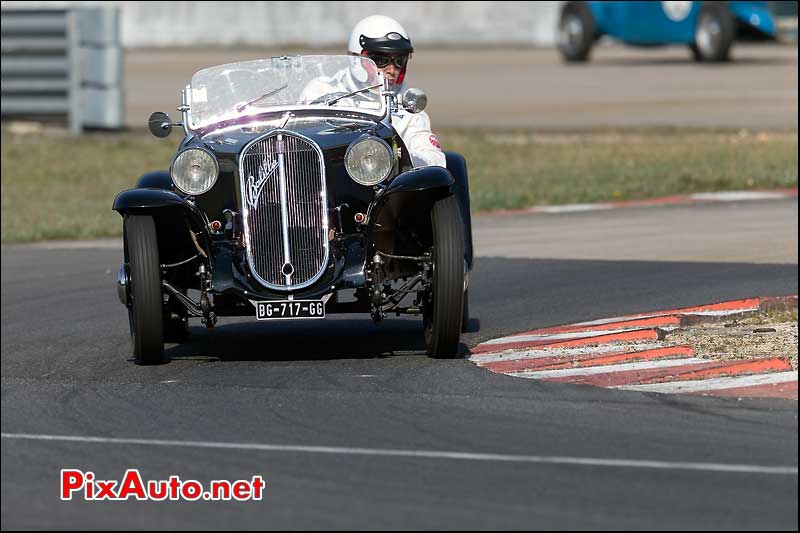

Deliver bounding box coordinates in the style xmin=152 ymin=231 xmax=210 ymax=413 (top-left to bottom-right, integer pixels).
xmin=662 ymin=1 xmax=693 ymax=21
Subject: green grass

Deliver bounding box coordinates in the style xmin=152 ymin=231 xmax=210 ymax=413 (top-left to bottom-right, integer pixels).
xmin=1 ymin=128 xmax=180 ymax=243
xmin=1 ymin=126 xmax=797 ymax=243
xmin=441 ymin=129 xmax=798 ymax=211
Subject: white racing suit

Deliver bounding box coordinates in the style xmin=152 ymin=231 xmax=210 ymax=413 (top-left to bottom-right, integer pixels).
xmin=390 ymin=105 xmax=446 ymax=168
xmin=299 ymin=68 xmax=446 ymax=168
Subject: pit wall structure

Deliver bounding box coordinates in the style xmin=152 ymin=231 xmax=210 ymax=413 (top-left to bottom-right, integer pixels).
xmin=0 ymin=1 xmax=562 ymax=48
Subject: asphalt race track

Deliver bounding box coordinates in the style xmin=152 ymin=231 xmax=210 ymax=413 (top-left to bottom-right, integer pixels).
xmin=1 ymin=199 xmax=797 ymax=529
xmin=125 ymin=44 xmax=798 ymax=130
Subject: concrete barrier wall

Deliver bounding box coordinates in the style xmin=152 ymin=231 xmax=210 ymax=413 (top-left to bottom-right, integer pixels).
xmin=1 ymin=1 xmax=562 ymax=48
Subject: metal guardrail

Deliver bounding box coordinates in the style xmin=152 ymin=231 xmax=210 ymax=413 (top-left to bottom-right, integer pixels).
xmin=768 ymin=1 xmax=798 ymax=18
xmin=1 ymin=7 xmax=123 ymax=134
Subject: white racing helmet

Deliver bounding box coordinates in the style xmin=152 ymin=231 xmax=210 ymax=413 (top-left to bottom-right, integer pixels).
xmin=347 ymin=15 xmax=413 ymax=87
xmin=347 ymin=15 xmax=414 ymax=55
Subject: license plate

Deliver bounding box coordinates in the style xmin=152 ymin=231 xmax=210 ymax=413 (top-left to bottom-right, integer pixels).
xmin=255 ymin=300 xmax=325 ymax=320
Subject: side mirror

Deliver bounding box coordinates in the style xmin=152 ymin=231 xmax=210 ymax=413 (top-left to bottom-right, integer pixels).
xmin=401 ymin=88 xmax=427 ymax=114
xmin=148 ymin=112 xmax=173 ymax=138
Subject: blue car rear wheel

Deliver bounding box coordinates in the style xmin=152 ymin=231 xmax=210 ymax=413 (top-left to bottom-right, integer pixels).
xmin=692 ymin=2 xmax=734 ymax=62
xmin=558 ymin=1 xmax=596 ymax=62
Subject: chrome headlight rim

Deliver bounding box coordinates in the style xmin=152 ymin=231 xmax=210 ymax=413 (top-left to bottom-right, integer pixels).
xmin=170 ymin=147 xmax=220 ymax=196
xmin=344 ymin=135 xmax=394 ymax=187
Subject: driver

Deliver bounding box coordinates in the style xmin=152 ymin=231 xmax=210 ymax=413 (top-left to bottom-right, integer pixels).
xmin=300 ymin=16 xmax=445 ymax=168
xmin=348 ymin=15 xmax=445 ymax=168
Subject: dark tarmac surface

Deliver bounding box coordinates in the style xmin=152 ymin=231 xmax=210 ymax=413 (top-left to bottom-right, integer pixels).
xmin=1 ymin=200 xmax=797 ymax=529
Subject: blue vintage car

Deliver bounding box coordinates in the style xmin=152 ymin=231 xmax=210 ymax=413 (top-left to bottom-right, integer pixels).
xmin=557 ymin=1 xmax=778 ymax=62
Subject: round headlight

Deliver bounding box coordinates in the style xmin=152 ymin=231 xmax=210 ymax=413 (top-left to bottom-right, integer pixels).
xmin=344 ymin=137 xmax=393 ymax=186
xmin=170 ymin=148 xmax=219 ymax=195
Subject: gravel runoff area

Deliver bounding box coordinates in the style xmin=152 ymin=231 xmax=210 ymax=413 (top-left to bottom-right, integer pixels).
xmin=559 ymin=304 xmax=800 ymax=370
xmin=468 ymin=296 xmax=798 ymax=399
xmin=668 ymin=308 xmax=799 ymax=370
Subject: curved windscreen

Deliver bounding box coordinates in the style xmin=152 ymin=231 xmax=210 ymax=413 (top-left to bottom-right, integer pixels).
xmin=188 ymin=55 xmax=386 ymax=130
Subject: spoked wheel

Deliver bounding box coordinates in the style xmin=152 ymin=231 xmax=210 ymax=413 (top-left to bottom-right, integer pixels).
xmin=423 ymin=196 xmax=465 ymax=358
xmin=124 ymin=214 xmax=165 ymax=365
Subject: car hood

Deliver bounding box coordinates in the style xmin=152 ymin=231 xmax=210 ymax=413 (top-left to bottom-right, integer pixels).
xmin=196 ymin=116 xmax=394 ymax=157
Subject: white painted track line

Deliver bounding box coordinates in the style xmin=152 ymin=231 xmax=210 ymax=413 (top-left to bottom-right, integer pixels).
xmin=532 ymin=203 xmax=614 ymax=213
xmin=615 ymin=372 xmax=799 ymax=394
xmin=682 ymin=309 xmax=759 ymax=316
xmin=469 ymin=343 xmax=666 ymax=364
xmin=690 ymin=191 xmax=789 ymax=201
xmin=520 ymin=191 xmax=796 ymax=215
xmin=568 ymin=314 xmax=670 ymax=327
xmin=566 ymin=307 xmax=758 ymax=327
xmin=482 ymin=327 xmax=651 ymax=346
xmin=1 ymin=433 xmax=796 ymax=475
xmin=511 ymin=358 xmax=708 ymax=379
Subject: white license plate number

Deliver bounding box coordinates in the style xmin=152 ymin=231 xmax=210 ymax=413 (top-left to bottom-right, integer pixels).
xmin=255 ymin=300 xmax=325 ymax=320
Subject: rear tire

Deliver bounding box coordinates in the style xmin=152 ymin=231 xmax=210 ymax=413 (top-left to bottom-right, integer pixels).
xmin=557 ymin=1 xmax=596 ymax=62
xmin=688 ymin=43 xmax=703 ymax=61
xmin=125 ymin=215 xmax=165 ymax=365
xmin=461 ymin=287 xmax=470 ymax=333
xmin=424 ymin=196 xmax=465 ymax=358
xmin=692 ymin=2 xmax=734 ymax=62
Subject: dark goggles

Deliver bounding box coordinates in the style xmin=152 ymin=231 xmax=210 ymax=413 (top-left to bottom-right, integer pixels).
xmin=367 ymin=53 xmax=409 ymax=69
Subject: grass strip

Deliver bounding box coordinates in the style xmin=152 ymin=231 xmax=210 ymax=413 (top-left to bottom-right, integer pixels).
xmin=1 ymin=127 xmax=796 ymax=243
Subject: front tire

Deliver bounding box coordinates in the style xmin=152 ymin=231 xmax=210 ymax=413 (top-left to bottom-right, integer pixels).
xmin=125 ymin=215 xmax=165 ymax=365
xmin=424 ymin=196 xmax=465 ymax=358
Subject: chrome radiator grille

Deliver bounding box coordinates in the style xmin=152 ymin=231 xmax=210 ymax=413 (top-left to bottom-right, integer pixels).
xmin=239 ymin=130 xmax=328 ymax=290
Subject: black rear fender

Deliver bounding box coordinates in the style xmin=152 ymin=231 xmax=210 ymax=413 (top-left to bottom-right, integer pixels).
xmin=444 ymin=151 xmax=474 ymax=269
xmin=135 ymin=170 xmax=173 ymax=190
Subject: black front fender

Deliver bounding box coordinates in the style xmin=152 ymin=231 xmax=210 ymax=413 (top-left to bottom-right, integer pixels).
xmin=368 ymin=166 xmax=454 ymax=233
xmin=113 ymin=188 xmax=212 ymax=259
xmin=368 ymin=163 xmax=473 ymax=269
xmin=381 ymin=165 xmax=454 ymax=197
xmin=113 ymin=188 xmax=188 ymax=212
xmin=366 ymin=166 xmax=458 ymax=265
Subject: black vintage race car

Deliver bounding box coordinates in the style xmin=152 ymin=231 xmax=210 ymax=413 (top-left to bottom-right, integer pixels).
xmin=113 ymin=55 xmax=474 ymax=364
